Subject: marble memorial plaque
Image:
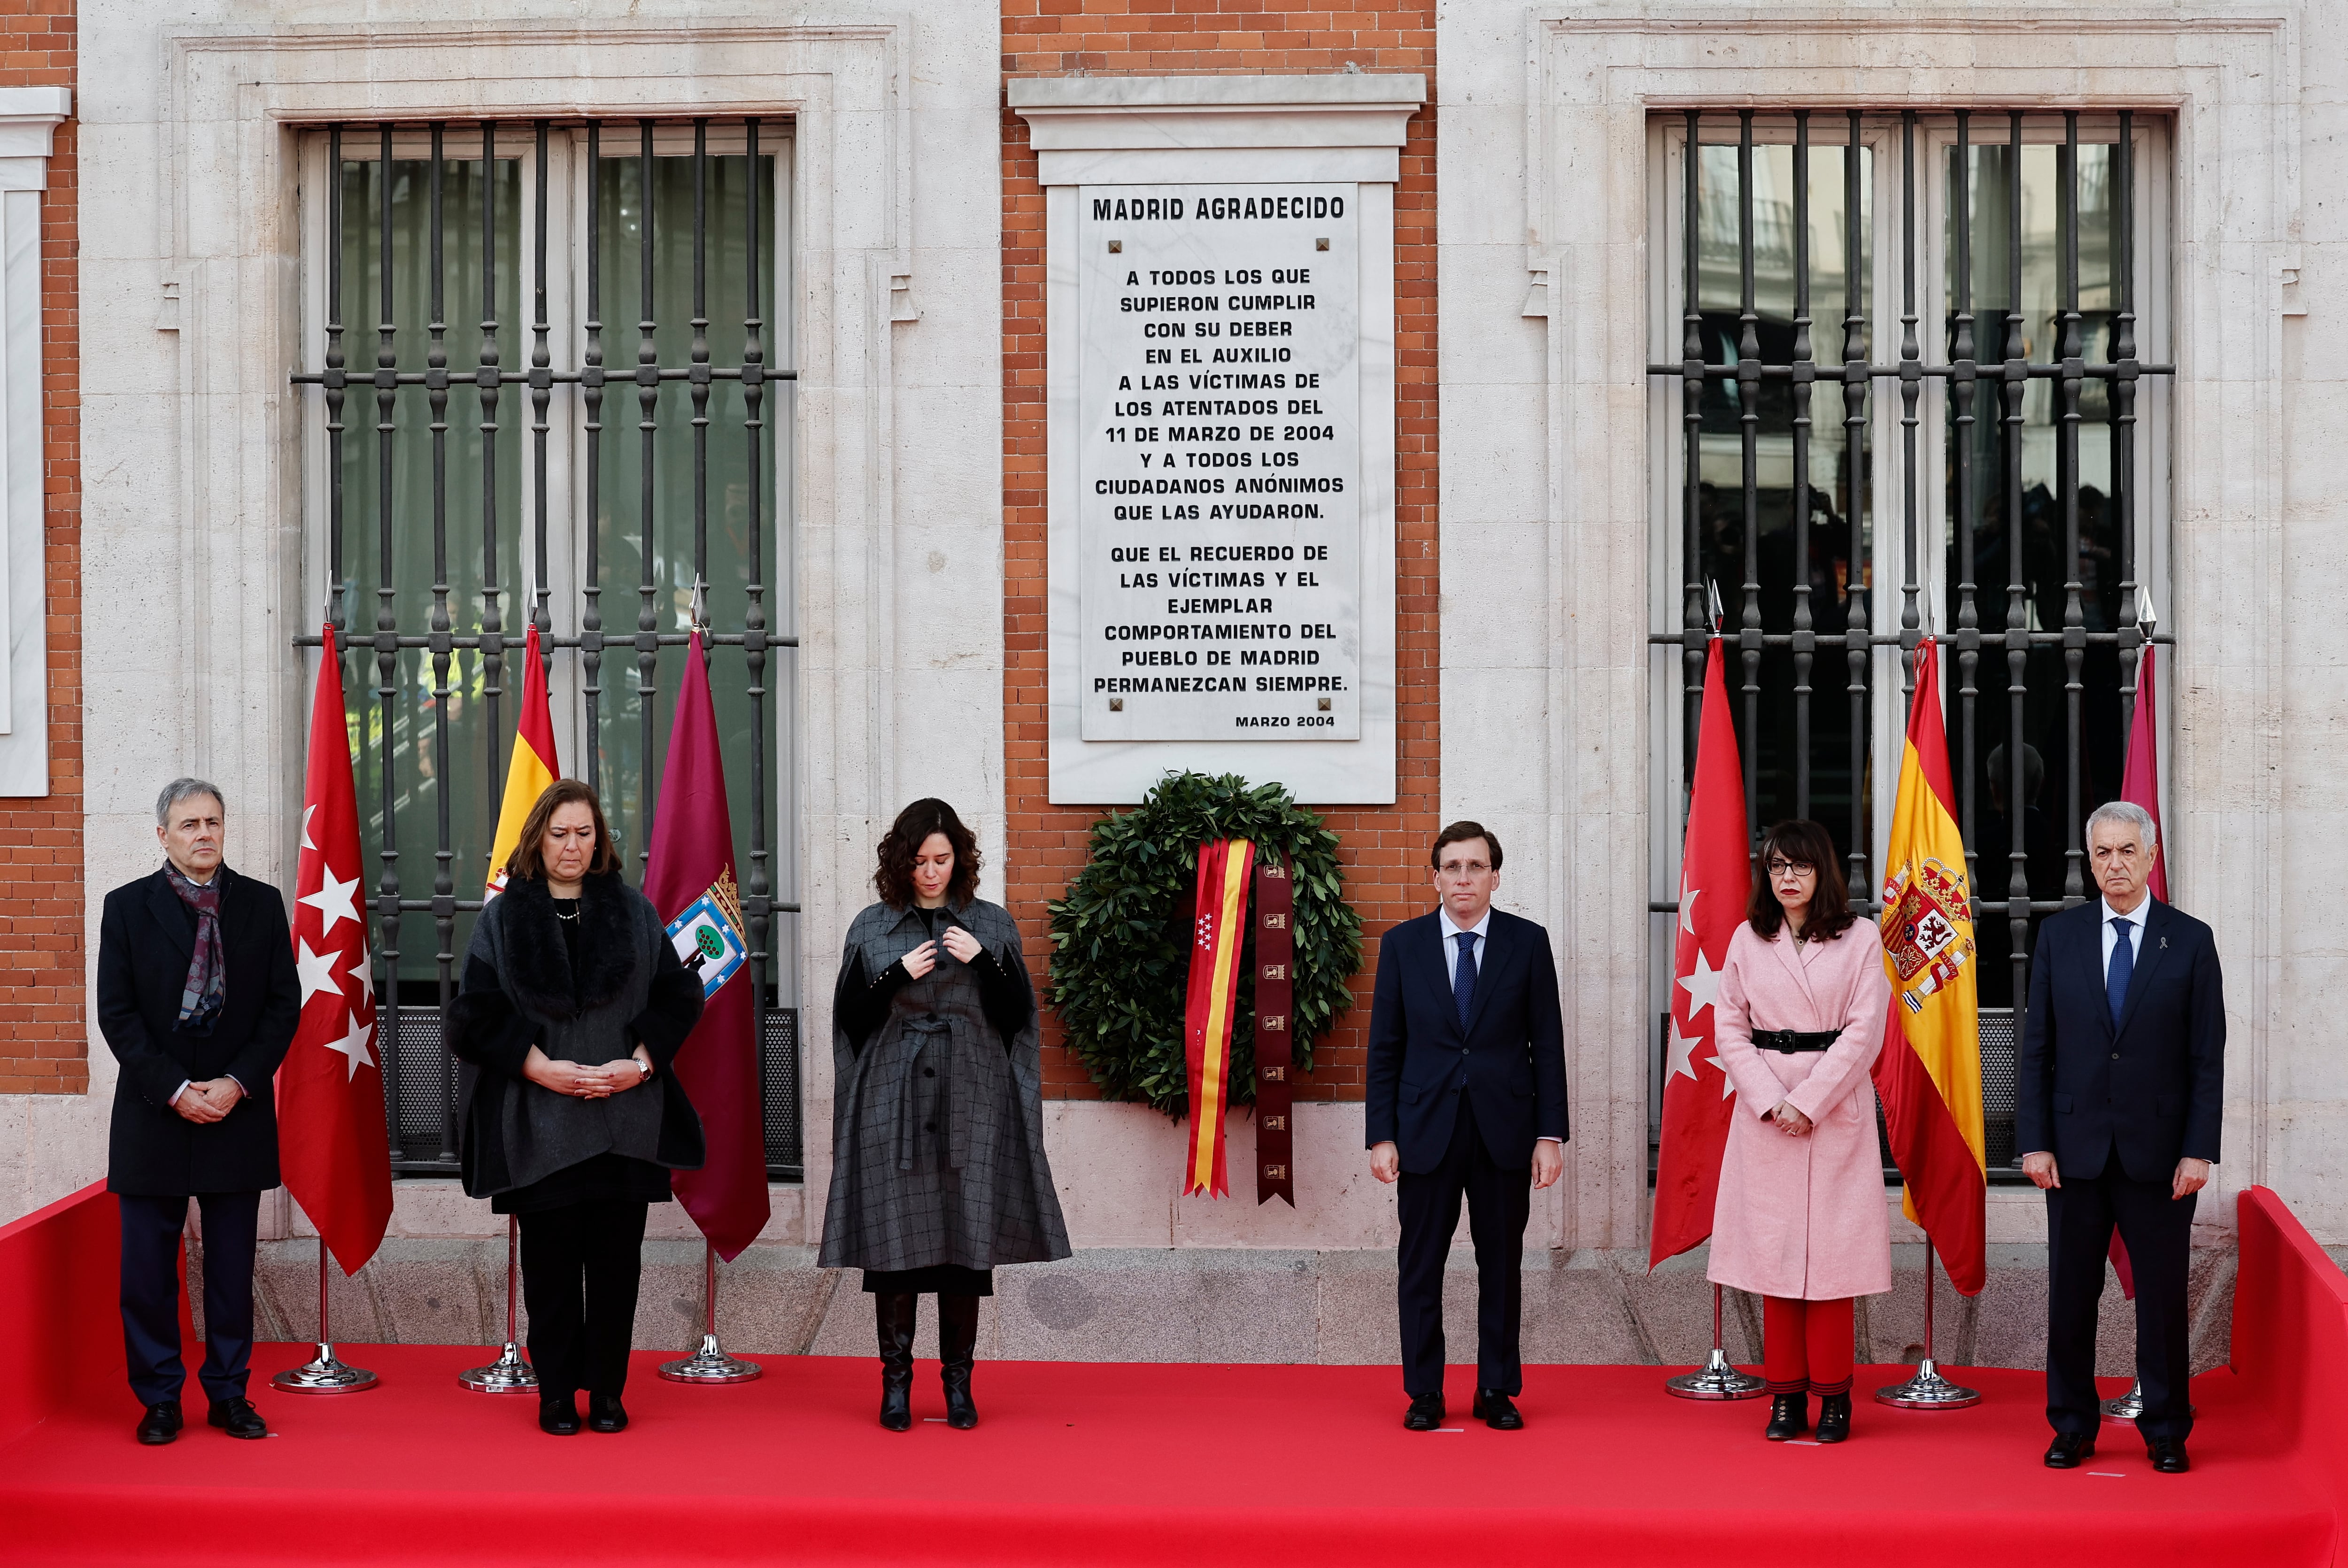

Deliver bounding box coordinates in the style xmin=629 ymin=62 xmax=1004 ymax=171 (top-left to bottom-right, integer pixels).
xmin=1076 ymin=184 xmax=1361 ymax=741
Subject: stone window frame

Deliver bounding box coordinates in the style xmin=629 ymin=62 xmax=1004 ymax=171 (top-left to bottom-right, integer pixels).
xmin=1447 ymin=3 xmax=2296 ymax=1247
xmin=150 ymin=21 xmax=930 ymax=1232
xmin=0 ymin=87 xmax=69 ymax=798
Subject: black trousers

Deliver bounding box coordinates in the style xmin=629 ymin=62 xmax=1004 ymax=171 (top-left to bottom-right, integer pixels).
xmin=518 ymin=1199 xmax=649 ymax=1399
xmin=1395 ymin=1093 xmax=1531 ymax=1397
xmin=2047 ymin=1157 xmax=2197 ymax=1441
xmin=119 ymin=1190 xmax=261 ymax=1407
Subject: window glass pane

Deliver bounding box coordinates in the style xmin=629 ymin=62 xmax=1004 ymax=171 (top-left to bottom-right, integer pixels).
xmin=1690 ymin=139 xmax=1872 ymax=862
xmin=1942 ymin=139 xmax=2124 ymax=1005
xmin=592 ymin=149 xmax=777 ymax=887
xmin=338 ymin=152 xmax=525 ymax=989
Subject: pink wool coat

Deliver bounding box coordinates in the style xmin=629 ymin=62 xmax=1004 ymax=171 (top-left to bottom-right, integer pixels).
xmin=1705 ymin=918 xmax=1894 ymax=1302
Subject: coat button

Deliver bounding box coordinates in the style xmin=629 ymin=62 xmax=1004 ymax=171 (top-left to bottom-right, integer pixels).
xmin=925 ymin=1013 xmax=939 ymax=1025
xmin=924 ymin=1067 xmax=936 ymax=1079
xmin=924 ymin=1121 xmax=937 ymax=1132
xmin=2111 ymin=1052 xmax=2121 ymax=1061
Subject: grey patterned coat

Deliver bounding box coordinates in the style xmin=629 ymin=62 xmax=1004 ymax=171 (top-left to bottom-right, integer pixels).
xmin=818 ymin=897 xmax=1071 ymax=1272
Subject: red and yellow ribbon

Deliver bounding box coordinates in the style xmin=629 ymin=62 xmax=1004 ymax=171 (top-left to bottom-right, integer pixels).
xmin=1183 ymin=838 xmax=1253 ymax=1197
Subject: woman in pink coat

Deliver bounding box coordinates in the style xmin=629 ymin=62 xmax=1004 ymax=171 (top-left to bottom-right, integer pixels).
xmin=1707 ymin=819 xmax=1892 ymax=1444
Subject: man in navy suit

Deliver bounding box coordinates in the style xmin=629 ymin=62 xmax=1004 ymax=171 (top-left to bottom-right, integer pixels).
xmin=2018 ymin=800 xmax=2223 ymax=1474
xmin=1366 ymin=822 xmax=1568 ymax=1430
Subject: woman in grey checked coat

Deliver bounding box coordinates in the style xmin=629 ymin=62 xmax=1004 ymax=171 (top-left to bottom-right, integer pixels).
xmin=820 ymin=798 xmax=1070 ymax=1430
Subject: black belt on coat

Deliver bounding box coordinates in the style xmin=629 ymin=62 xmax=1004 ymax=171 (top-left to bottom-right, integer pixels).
xmin=1752 ymin=1029 xmax=1838 ymax=1053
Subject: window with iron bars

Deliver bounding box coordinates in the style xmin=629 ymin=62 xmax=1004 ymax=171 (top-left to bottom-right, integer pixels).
xmin=291 ymin=120 xmax=804 ymax=1180
xmin=1645 ymin=109 xmax=2175 ymax=1183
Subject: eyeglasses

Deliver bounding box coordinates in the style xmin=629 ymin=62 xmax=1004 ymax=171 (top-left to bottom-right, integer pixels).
xmin=1437 ymin=861 xmax=1492 ymax=877
xmin=1765 ymin=859 xmax=1817 ymax=876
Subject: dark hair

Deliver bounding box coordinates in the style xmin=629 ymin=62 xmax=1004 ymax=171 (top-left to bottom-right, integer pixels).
xmin=875 ymin=798 xmax=981 ymax=910
xmin=1430 ymin=820 xmax=1502 ymax=873
xmin=1746 ymin=819 xmax=1859 ymax=943
xmin=504 ymin=779 xmax=621 ymax=881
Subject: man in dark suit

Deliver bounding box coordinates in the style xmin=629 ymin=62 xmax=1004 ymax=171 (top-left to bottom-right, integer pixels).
xmin=2018 ymin=799 xmax=2223 ymax=1474
xmin=1366 ymin=821 xmax=1568 ymax=1430
xmin=98 ymin=779 xmax=301 ymax=1446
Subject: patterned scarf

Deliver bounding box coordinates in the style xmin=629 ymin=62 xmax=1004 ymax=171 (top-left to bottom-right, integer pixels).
xmin=164 ymin=862 xmax=227 ymax=1035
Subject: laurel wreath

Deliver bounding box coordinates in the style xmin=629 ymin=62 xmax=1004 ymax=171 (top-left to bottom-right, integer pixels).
xmin=1046 ymin=771 xmax=1364 ymax=1119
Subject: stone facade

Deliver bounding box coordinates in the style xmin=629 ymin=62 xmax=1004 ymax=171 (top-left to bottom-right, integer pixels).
xmin=2 ymin=0 xmax=2343 ymax=1375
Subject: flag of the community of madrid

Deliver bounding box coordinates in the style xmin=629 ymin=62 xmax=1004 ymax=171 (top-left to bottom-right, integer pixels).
xmin=1650 ymin=638 xmax=1751 ymax=1267
xmin=1874 ymin=637 xmax=1987 ymax=1294
xmin=644 ymin=630 xmax=769 ymax=1259
xmin=485 ymin=622 xmax=560 ymax=899
xmin=277 ymin=625 xmax=394 ymax=1276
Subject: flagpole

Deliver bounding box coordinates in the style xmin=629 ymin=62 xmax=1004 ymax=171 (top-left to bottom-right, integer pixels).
xmin=272 ymin=1237 xmax=378 ymax=1394
xmin=659 ymin=1241 xmax=762 ymax=1383
xmin=1664 ymin=1283 xmax=1766 ymax=1400
xmin=1874 ymin=1241 xmax=1979 ymax=1409
xmin=460 ymin=1217 xmax=539 ymax=1392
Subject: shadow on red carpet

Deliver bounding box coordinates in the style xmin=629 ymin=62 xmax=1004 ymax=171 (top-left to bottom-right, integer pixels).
xmin=0 ymin=1184 xmax=2340 ymax=1567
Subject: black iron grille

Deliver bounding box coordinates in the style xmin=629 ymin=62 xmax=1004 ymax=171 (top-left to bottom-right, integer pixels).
xmin=292 ymin=119 xmax=803 ymax=1180
xmin=1647 ymin=109 xmax=2175 ymax=1186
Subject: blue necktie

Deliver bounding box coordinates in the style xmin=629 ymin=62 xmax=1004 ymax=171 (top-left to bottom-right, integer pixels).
xmin=2107 ymin=917 xmax=2135 ymax=1029
xmin=1453 ymin=932 xmax=1478 ymax=1029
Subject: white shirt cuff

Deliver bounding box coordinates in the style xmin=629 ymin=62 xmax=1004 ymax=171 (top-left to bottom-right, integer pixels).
xmin=169 ymin=1079 xmax=191 ymax=1106
xmin=1537 ymin=1135 xmax=1564 ymax=1144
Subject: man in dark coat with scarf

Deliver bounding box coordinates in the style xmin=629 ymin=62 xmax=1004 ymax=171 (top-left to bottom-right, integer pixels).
xmin=97 ymin=778 xmax=301 ymax=1446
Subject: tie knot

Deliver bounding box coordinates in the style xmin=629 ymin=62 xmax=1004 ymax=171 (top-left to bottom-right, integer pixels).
xmin=2113 ymin=917 xmax=2132 ymax=932
xmin=1458 ymin=932 xmax=1476 ymax=950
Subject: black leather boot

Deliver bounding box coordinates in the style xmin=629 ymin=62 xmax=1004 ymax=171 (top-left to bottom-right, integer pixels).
xmin=1813 ymin=1392 xmax=1851 ymax=1443
xmin=1763 ymin=1392 xmax=1807 ymax=1440
xmin=939 ymin=1294 xmax=980 ymax=1430
xmin=876 ymin=1293 xmax=918 ymax=1432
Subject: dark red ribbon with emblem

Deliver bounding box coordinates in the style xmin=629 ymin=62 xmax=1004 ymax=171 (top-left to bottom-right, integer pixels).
xmin=1253 ymin=853 xmax=1296 ymax=1206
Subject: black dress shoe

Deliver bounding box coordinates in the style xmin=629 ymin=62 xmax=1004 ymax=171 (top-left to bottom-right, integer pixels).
xmin=1814 ymin=1392 xmax=1852 ymax=1444
xmin=2044 ymin=1432 xmax=2095 ymax=1468
xmin=135 ymin=1400 xmax=183 ymax=1446
xmin=207 ymin=1397 xmax=267 ymax=1440
xmin=1403 ymin=1392 xmax=1445 ymax=1431
xmin=1764 ymin=1393 xmax=1807 ymax=1441
xmin=1471 ymin=1390 xmax=1523 ymax=1430
xmin=2147 ymin=1437 xmax=2191 ymax=1473
xmin=587 ymin=1393 xmax=629 ymax=1433
xmin=538 ymin=1393 xmax=582 ymax=1436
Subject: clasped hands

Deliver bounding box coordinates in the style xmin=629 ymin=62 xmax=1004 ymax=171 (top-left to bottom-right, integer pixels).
xmin=172 ymin=1078 xmax=244 ymax=1124
xmin=901 ymin=925 xmax=982 ymax=980
xmin=1767 ymin=1101 xmax=1814 ymax=1138
xmin=525 ymin=1043 xmax=653 ymax=1100
xmin=2023 ymin=1150 xmax=2209 ymax=1201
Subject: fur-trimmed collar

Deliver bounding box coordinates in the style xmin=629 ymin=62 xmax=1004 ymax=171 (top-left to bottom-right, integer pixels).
xmin=496 ymin=870 xmax=638 ymax=1018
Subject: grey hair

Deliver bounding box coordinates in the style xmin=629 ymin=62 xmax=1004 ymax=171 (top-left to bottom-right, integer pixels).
xmin=2085 ymin=798 xmax=2156 ymax=848
xmin=155 ymin=777 xmax=225 ymax=828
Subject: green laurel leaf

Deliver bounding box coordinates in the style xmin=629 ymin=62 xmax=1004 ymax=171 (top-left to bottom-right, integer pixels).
xmin=1044 ymin=771 xmax=1363 ymax=1120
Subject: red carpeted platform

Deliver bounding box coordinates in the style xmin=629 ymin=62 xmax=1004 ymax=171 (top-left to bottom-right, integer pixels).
xmin=2 ymin=1185 xmax=2343 ymax=1567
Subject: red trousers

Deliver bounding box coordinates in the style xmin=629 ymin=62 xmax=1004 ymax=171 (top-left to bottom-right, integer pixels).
xmin=1762 ymin=1295 xmax=1854 ymax=1397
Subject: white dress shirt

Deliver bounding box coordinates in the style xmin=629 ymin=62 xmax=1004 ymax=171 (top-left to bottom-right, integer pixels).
xmin=2101 ymin=894 xmax=2151 ymax=973
xmin=1434 ymin=904 xmax=1560 ymax=1146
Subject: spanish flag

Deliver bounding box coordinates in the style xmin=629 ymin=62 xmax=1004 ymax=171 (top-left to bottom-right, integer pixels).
xmin=484 ymin=622 xmax=561 ymax=898
xmin=1182 ymin=838 xmax=1252 ymax=1197
xmin=1874 ymin=636 xmax=1988 ymax=1294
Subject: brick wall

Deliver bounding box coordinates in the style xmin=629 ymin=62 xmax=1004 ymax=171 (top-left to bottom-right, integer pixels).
xmin=0 ymin=2 xmax=80 ymax=1095
xmin=1003 ymin=3 xmax=1437 ymax=1102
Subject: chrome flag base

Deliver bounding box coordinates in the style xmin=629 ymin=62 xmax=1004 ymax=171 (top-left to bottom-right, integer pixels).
xmin=2100 ymin=1379 xmax=2194 ymax=1421
xmin=272 ymin=1344 xmax=379 ymax=1395
xmin=659 ymin=1332 xmax=762 ymax=1384
xmin=1665 ymin=1346 xmax=1768 ymax=1401
xmin=459 ymin=1341 xmax=539 ymax=1393
xmin=1875 ymin=1359 xmax=1980 ymax=1410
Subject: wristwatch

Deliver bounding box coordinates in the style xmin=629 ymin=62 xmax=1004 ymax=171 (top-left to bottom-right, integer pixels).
xmin=633 ymin=1056 xmax=653 ymax=1080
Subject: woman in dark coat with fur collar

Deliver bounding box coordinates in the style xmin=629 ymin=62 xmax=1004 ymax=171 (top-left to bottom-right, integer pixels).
xmin=448 ymin=780 xmax=705 ymax=1437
